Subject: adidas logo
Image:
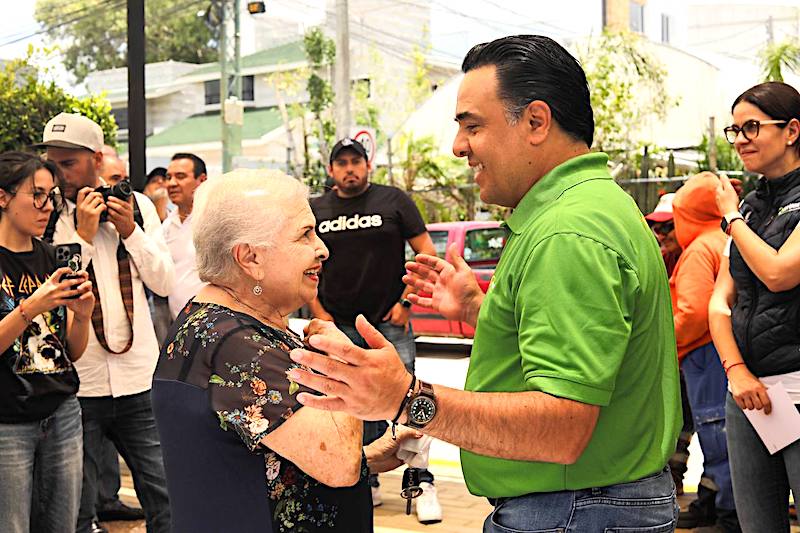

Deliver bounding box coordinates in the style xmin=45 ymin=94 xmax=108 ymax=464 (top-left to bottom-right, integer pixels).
xmin=318 ymin=214 xmax=383 ymax=233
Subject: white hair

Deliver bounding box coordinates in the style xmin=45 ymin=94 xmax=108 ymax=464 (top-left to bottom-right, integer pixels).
xmin=192 ymin=168 xmax=309 ymax=285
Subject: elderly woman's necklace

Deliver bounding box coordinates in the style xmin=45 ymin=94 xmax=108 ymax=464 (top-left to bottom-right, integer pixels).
xmin=220 ymin=286 xmax=286 ymax=332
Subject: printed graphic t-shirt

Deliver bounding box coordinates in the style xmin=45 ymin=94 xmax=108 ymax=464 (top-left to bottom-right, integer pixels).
xmin=0 ymin=239 xmax=78 ymax=423
xmin=311 ymin=184 xmax=427 ymax=325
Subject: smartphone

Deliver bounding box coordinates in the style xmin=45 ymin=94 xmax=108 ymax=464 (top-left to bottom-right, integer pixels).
xmin=54 ymin=243 xmax=82 ymax=298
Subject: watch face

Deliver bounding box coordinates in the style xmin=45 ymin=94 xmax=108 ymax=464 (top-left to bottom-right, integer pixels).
xmin=409 ymin=397 xmax=436 ymax=425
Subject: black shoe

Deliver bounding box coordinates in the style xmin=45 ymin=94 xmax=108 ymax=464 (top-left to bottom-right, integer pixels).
xmin=91 ymin=518 xmax=109 ymax=533
xmin=677 ymin=483 xmax=717 ymax=529
xmin=96 ymin=499 xmax=145 ymax=521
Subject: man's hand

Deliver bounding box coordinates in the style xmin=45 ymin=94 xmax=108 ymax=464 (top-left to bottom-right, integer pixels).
xmin=106 ymin=196 xmax=136 ymax=239
xmin=403 ymin=243 xmax=484 ymax=327
xmin=288 ymin=314 xmax=412 ymax=421
xmin=382 ymin=302 xmax=410 ymax=329
xmin=728 ymin=365 xmax=772 ymax=414
xmin=75 ymin=187 xmax=106 ymax=244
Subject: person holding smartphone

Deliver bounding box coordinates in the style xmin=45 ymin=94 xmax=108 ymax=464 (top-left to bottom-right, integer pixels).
xmin=0 ymin=151 xmax=94 ymax=533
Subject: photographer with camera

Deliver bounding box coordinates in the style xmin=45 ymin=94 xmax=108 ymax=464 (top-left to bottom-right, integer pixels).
xmin=0 ymin=151 xmax=94 ymax=533
xmin=36 ymin=113 xmax=174 ymax=533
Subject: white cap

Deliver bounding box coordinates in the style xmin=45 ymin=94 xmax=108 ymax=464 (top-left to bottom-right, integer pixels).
xmin=645 ymin=192 xmax=675 ymax=223
xmin=35 ymin=112 xmax=104 ymax=153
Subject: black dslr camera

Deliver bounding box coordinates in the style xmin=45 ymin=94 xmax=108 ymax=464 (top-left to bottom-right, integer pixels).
xmin=95 ymin=181 xmax=133 ymax=222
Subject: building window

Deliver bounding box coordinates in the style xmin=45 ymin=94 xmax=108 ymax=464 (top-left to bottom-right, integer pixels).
xmin=629 ymin=1 xmax=644 ymax=33
xmin=661 ymin=14 xmax=671 ymax=43
xmin=204 ymin=75 xmax=255 ymax=105
xmin=111 ymin=107 xmax=129 ymax=130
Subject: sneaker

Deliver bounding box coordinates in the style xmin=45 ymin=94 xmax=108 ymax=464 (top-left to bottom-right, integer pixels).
xmin=371 ymin=484 xmax=383 ymax=507
xmin=415 ymin=482 xmax=442 ymax=524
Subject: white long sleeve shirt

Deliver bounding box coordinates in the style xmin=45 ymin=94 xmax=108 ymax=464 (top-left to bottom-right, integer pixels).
xmin=161 ymin=211 xmax=207 ymax=319
xmin=53 ymin=191 xmax=175 ymax=398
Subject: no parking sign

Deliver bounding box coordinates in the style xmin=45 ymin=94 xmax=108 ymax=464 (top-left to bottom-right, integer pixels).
xmin=351 ymin=127 xmax=376 ymax=164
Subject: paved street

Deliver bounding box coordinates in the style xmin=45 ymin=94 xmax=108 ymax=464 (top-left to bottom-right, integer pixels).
xmin=108 ymin=343 xmax=798 ymax=532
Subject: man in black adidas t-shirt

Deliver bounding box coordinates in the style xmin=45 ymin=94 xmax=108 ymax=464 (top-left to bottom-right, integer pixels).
xmin=309 ymin=137 xmax=442 ymax=522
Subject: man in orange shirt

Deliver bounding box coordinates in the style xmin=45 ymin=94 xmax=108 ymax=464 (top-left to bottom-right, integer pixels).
xmin=670 ymin=173 xmax=740 ymax=532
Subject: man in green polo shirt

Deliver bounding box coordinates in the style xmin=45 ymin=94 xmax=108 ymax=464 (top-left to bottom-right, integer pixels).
xmin=287 ymin=34 xmax=681 ymax=531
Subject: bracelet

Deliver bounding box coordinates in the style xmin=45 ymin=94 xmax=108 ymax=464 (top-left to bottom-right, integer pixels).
xmin=725 ymin=361 xmax=746 ymax=375
xmin=18 ymin=300 xmax=33 ymax=325
xmin=391 ymin=374 xmax=417 ymax=440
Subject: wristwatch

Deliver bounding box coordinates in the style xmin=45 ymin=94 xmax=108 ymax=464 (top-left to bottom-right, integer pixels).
xmin=399 ymin=298 xmax=412 ymax=309
xmin=406 ymin=380 xmax=437 ymax=429
xmin=721 ymin=212 xmax=744 ymax=235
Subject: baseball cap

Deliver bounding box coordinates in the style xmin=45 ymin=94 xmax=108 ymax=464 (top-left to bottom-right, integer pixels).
xmin=34 ymin=112 xmax=104 ymax=153
xmin=329 ymin=137 xmax=368 ymax=164
xmin=645 ymin=192 xmax=675 ymax=223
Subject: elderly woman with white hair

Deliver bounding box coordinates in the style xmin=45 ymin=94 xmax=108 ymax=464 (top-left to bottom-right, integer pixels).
xmin=152 ymin=169 xmax=413 ymax=533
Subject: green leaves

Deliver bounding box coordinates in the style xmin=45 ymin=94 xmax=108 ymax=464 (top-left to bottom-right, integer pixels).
xmin=288 ymin=381 xmax=299 ymax=395
xmin=0 ymin=52 xmax=117 ymax=152
xmin=759 ymin=40 xmax=800 ymax=83
xmin=209 ymin=374 xmax=226 ymax=385
xmin=34 ymin=0 xmax=216 ymax=82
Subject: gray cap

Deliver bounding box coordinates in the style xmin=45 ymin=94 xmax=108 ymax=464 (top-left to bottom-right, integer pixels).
xmin=34 ymin=112 xmax=104 ymax=152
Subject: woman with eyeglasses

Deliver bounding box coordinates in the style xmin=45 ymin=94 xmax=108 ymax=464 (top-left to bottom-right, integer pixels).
xmin=709 ymin=81 xmax=800 ymax=532
xmin=0 ymin=151 xmax=95 ymax=533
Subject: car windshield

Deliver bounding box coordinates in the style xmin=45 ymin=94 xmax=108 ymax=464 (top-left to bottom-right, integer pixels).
xmin=405 ymin=230 xmax=448 ymax=261
xmin=463 ymin=227 xmax=506 ymax=265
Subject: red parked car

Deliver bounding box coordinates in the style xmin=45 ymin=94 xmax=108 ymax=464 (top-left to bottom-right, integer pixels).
xmin=408 ymin=221 xmax=507 ymax=342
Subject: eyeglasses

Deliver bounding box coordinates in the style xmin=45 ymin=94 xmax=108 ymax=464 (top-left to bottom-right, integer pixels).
xmin=652 ymin=221 xmax=674 ymax=236
xmin=723 ymin=119 xmax=787 ymax=144
xmin=10 ymin=188 xmax=64 ymax=211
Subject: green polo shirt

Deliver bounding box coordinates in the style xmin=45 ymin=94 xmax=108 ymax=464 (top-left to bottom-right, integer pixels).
xmin=461 ymin=152 xmax=681 ymax=498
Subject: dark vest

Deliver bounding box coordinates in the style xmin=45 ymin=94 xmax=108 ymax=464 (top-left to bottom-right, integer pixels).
xmin=730 ymin=166 xmax=800 ymax=377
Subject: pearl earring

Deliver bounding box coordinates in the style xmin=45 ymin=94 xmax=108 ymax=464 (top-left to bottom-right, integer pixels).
xmin=253 ymin=284 xmax=263 ymax=296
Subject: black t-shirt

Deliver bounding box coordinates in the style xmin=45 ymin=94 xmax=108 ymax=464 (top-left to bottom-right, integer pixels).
xmin=0 ymin=239 xmax=78 ymax=423
xmin=311 ymin=184 xmax=427 ymax=325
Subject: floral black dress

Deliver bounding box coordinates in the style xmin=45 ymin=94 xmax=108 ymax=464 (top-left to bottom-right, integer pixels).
xmin=152 ymin=302 xmax=372 ymax=533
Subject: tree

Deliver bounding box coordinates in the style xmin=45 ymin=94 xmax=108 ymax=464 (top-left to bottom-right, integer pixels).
xmin=759 ymin=39 xmax=800 ymax=82
xmin=34 ymin=0 xmax=216 ymax=82
xmin=577 ymin=30 xmax=674 ymax=159
xmin=303 ymin=27 xmax=336 ymax=189
xmin=0 ymin=50 xmax=117 ymax=152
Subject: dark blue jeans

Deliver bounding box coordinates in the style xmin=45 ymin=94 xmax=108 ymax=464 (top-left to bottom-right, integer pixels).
xmin=338 ymin=321 xmax=434 ymax=485
xmin=484 ymin=467 xmax=678 ymax=532
xmin=77 ymin=391 xmax=170 ymax=533
xmin=682 ymin=342 xmax=735 ymax=511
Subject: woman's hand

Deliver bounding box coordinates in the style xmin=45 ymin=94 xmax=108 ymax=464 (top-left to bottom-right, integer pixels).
xmin=716 ymin=174 xmax=741 ymax=216
xmin=303 ymin=318 xmax=351 ymax=346
xmin=24 ymin=268 xmax=92 ymax=317
xmin=64 ymin=273 xmax=94 ymax=322
xmin=364 ymin=426 xmax=423 ymax=474
xmin=728 ymin=364 xmax=772 ymax=414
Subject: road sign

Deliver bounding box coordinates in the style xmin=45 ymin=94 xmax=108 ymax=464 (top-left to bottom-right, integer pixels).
xmin=351 ymin=127 xmax=376 ymax=164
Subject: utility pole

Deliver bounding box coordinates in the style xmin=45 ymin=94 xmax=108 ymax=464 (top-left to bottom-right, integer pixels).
xmin=334 ymin=0 xmax=351 ymax=138
xmin=219 ymin=0 xmax=243 ymax=172
xmin=127 ymin=0 xmax=145 ymax=191
xmin=708 ymin=116 xmax=718 ymax=172
xmin=766 ymin=15 xmax=774 ymax=44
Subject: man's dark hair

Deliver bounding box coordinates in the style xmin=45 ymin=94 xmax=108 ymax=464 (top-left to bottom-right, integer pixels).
xmin=461 ymin=35 xmax=594 ymax=147
xmin=171 ymin=153 xmax=207 ymax=178
xmin=146 ymin=166 xmax=167 ymax=184
xmin=732 ymin=82 xmax=800 ymax=156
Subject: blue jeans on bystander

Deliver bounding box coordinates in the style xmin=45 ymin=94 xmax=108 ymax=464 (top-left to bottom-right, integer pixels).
xmin=0 ymin=396 xmax=83 ymax=533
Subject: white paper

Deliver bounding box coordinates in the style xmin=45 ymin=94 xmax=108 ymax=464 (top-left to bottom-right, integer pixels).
xmin=396 ymin=435 xmax=433 ymax=469
xmin=742 ymin=382 xmax=800 ymax=455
